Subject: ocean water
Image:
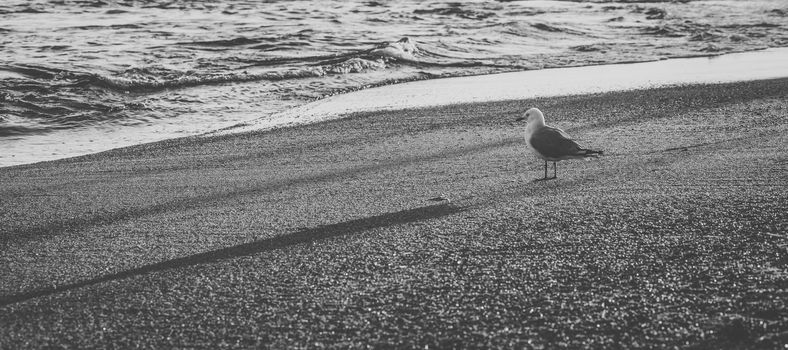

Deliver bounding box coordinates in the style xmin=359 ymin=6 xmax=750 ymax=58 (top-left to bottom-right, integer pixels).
xmin=1 ymin=0 xmax=787 ymax=166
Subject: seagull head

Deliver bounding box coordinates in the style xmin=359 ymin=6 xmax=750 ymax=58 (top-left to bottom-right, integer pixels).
xmin=516 ymin=108 xmax=545 ymax=125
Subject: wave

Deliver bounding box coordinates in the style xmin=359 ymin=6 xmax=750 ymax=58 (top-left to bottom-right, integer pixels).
xmin=184 ymin=37 xmax=263 ymax=47
xmin=0 ymin=6 xmax=47 ymax=15
xmin=178 ymin=30 xmax=315 ymax=50
xmin=530 ymin=23 xmax=587 ymax=35
xmin=83 ymin=37 xmax=427 ymax=92
xmin=1 ymin=37 xmax=423 ymax=94
xmin=67 ymin=23 xmax=144 ymax=30
xmin=0 ymin=35 xmax=508 ymax=139
xmin=413 ymin=5 xmax=495 ymax=20
xmin=501 ymin=21 xmax=589 ymax=38
xmin=0 ymin=38 xmax=429 ymax=137
xmin=92 ymin=58 xmax=389 ymax=92
xmin=571 ymin=44 xmax=611 ymax=52
xmin=370 ymin=37 xmax=419 ymax=61
xmin=0 ymin=64 xmax=65 ymax=80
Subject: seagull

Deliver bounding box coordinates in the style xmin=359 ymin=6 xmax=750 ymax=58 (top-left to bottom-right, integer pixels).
xmin=517 ymin=108 xmax=603 ymax=180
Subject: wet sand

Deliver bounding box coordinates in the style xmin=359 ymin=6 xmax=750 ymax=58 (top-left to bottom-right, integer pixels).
xmin=1 ymin=79 xmax=786 ymax=348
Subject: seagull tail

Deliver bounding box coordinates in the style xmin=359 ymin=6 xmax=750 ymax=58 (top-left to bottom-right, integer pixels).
xmin=580 ymin=148 xmax=603 ymax=158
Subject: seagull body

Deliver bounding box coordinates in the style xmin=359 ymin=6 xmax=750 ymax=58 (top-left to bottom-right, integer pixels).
xmin=520 ymin=108 xmax=602 ymax=179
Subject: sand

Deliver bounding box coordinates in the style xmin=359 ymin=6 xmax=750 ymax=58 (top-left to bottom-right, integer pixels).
xmin=1 ymin=79 xmax=786 ymax=348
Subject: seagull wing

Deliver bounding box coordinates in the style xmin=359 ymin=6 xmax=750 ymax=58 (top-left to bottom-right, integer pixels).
xmin=530 ymin=126 xmax=583 ymax=159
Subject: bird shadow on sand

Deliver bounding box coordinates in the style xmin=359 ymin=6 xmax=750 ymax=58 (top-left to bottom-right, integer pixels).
xmin=531 ymin=177 xmax=557 ymax=183
xmin=0 ymin=203 xmax=466 ymax=307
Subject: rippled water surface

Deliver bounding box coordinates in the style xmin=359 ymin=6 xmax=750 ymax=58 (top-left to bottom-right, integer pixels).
xmin=1 ymin=0 xmax=787 ymax=166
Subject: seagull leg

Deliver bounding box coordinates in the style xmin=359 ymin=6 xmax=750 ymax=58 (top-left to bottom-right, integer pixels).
xmin=552 ymin=162 xmax=557 ymax=179
xmin=544 ymin=160 xmax=548 ymax=180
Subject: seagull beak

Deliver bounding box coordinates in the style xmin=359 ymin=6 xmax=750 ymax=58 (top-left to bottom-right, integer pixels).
xmin=515 ymin=117 xmax=525 ymax=122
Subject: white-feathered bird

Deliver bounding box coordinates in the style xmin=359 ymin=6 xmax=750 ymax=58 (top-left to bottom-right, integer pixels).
xmin=517 ymin=107 xmax=603 ymax=179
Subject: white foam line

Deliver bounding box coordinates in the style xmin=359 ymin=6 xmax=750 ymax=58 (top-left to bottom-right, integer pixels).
xmin=217 ymin=47 xmax=788 ymax=136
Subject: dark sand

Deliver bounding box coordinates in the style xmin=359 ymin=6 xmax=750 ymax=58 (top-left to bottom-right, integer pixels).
xmin=1 ymin=79 xmax=786 ymax=348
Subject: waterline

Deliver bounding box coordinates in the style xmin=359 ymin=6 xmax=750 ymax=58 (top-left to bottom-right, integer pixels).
xmin=228 ymin=47 xmax=788 ymax=135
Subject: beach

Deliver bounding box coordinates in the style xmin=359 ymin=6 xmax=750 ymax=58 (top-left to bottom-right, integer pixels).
xmin=1 ymin=78 xmax=787 ymax=348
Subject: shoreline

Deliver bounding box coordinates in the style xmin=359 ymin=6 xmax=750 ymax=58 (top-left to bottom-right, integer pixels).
xmin=219 ymin=47 xmax=788 ymax=136
xmin=1 ymin=78 xmax=787 ymax=348
xmin=3 ymin=47 xmax=788 ymax=168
